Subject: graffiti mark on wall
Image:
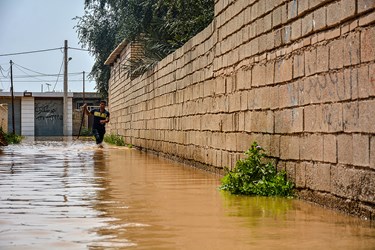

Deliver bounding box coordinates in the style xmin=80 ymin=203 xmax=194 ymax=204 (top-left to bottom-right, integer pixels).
xmin=35 ymin=103 xmax=63 ymax=121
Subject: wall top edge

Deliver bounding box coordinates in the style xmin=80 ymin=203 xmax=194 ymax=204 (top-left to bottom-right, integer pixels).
xmin=104 ymin=39 xmax=129 ymax=65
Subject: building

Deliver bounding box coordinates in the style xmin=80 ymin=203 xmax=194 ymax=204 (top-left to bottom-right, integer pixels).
xmin=0 ymin=91 xmax=101 ymax=136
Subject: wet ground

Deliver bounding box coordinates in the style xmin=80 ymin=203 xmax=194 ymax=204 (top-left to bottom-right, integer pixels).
xmin=0 ymin=138 xmax=374 ymax=249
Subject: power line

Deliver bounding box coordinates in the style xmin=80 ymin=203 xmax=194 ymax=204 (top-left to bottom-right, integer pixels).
xmin=13 ymin=62 xmax=52 ymax=76
xmin=0 ymin=72 xmax=90 ymax=79
xmin=53 ymin=57 xmax=64 ymax=91
xmin=68 ymin=47 xmax=90 ymax=52
xmin=0 ymin=47 xmax=63 ymax=57
xmin=13 ymin=64 xmax=47 ymax=82
xmin=9 ymin=79 xmax=94 ymax=83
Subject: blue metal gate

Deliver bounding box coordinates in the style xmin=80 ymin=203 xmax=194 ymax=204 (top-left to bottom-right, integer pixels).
xmin=34 ymin=98 xmax=63 ymax=136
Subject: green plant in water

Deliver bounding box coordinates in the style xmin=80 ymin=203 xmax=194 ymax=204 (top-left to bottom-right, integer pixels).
xmin=0 ymin=127 xmax=22 ymax=144
xmin=79 ymin=127 xmax=91 ymax=136
xmin=104 ymin=133 xmax=126 ymax=146
xmin=220 ymin=142 xmax=294 ymax=197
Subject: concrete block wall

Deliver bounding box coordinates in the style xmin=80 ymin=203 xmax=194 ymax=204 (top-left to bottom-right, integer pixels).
xmin=108 ymin=0 xmax=375 ymax=218
xmin=21 ymin=98 xmax=35 ymax=136
xmin=0 ymin=104 xmax=8 ymax=133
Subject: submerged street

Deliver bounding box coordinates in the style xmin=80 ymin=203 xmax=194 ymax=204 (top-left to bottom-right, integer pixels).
xmin=0 ymin=139 xmax=374 ymax=249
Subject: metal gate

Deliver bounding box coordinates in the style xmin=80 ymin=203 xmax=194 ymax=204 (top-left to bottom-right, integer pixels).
xmin=34 ymin=98 xmax=63 ymax=136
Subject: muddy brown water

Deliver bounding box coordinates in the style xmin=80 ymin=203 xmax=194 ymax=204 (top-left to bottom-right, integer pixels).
xmin=0 ymin=139 xmax=374 ymax=250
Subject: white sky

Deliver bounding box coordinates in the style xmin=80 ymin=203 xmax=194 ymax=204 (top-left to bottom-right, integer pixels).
xmin=0 ymin=0 xmax=97 ymax=93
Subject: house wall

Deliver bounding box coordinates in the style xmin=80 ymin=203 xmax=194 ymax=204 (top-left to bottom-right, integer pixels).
xmin=21 ymin=97 xmax=35 ymax=136
xmin=107 ymin=0 xmax=375 ymax=219
xmin=0 ymin=103 xmax=8 ymax=133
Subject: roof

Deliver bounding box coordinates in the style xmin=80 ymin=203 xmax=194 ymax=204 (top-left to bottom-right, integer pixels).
xmin=104 ymin=39 xmax=129 ymax=66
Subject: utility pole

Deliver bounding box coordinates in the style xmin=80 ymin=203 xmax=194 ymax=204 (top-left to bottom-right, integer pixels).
xmin=9 ymin=60 xmax=15 ymax=135
xmin=82 ymin=71 xmax=85 ymax=127
xmin=77 ymin=71 xmax=86 ymax=139
xmin=63 ymin=40 xmax=68 ymax=136
xmin=83 ymin=71 xmax=85 ymax=103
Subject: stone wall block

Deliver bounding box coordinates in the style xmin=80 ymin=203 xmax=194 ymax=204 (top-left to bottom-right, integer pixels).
xmin=279 ymin=82 xmax=300 ymax=108
xmin=300 ymin=134 xmax=324 ymax=161
xmin=275 ymin=107 xmax=304 ymax=133
xmin=371 ymin=136 xmax=375 ymax=170
xmin=313 ymin=6 xmax=327 ymax=31
xmin=341 ymin=0 xmax=356 ymax=22
xmin=359 ymin=100 xmax=375 ymax=133
xmin=324 ymin=72 xmax=349 ymax=103
xmin=288 ymin=0 xmax=298 ymax=20
xmin=305 ymin=48 xmax=317 ymax=76
xmin=275 ymin=58 xmax=293 ymax=83
xmin=329 ymin=39 xmax=344 ymax=70
xmin=361 ymin=27 xmax=375 ymax=63
xmin=252 ymin=64 xmax=266 ymax=87
xmin=306 ymin=163 xmax=331 ymax=192
xmin=304 ymin=104 xmax=324 ymax=132
xmin=353 ymin=134 xmax=370 ymax=167
xmin=344 ymin=32 xmax=360 ymax=66
xmin=338 ymin=134 xmax=353 ymax=165
xmin=291 ymin=19 xmax=302 ymax=41
xmin=327 ymin=1 xmax=341 ymax=27
xmin=236 ymin=132 xmax=253 ymax=153
xmin=322 ymin=103 xmax=343 ymax=132
xmin=331 ymin=165 xmax=373 ymax=202
xmin=293 ymin=53 xmax=305 ymax=78
xmin=358 ymin=171 xmax=375 ymax=204
xmin=280 ymin=135 xmax=300 ymax=160
xmin=285 ymin=161 xmax=296 ymax=183
xmin=236 ymin=69 xmax=251 ymax=90
xmin=302 ymin=13 xmax=314 ymax=37
xmin=316 ymin=44 xmax=329 ymax=73
xmin=343 ymin=101 xmax=360 ymax=132
xmin=251 ymin=110 xmax=274 ymax=133
xmin=358 ymin=0 xmax=375 ymax=14
xmin=323 ymin=134 xmax=337 ymax=163
xmin=225 ymin=132 xmax=237 ymax=152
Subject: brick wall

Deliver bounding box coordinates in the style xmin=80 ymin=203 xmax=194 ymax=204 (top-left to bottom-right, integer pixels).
xmin=0 ymin=103 xmax=8 ymax=133
xmin=107 ymin=0 xmax=375 ymax=219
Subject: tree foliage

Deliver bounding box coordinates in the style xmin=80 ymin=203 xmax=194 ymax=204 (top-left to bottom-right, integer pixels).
xmin=75 ymin=0 xmax=214 ymax=98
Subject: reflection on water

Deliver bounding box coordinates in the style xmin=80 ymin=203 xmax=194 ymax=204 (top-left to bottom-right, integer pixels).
xmin=0 ymin=139 xmax=374 ymax=249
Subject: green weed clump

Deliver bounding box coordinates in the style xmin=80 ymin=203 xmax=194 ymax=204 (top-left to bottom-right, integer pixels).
xmin=104 ymin=133 xmax=126 ymax=146
xmin=220 ymin=142 xmax=294 ymax=197
xmin=0 ymin=128 xmax=22 ymax=145
xmin=79 ymin=127 xmax=91 ymax=136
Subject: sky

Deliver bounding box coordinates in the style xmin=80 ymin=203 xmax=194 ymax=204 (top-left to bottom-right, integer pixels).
xmin=0 ymin=0 xmax=96 ymax=93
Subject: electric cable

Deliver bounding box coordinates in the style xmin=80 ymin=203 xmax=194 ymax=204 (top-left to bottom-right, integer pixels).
xmin=13 ymin=62 xmax=53 ymax=76
xmin=13 ymin=64 xmax=47 ymax=82
xmin=52 ymin=57 xmax=64 ymax=92
xmin=0 ymin=47 xmax=63 ymax=57
xmin=68 ymin=47 xmax=90 ymax=52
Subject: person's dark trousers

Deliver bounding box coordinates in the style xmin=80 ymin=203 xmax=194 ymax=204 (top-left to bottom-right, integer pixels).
xmin=92 ymin=128 xmax=105 ymax=144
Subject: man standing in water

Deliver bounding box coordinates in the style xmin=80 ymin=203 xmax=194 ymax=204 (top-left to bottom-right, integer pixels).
xmin=82 ymin=100 xmax=110 ymax=147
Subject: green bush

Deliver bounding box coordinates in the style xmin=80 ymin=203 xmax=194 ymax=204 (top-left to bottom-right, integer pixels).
xmin=104 ymin=133 xmax=126 ymax=146
xmin=0 ymin=128 xmax=22 ymax=145
xmin=79 ymin=127 xmax=91 ymax=136
xmin=220 ymin=142 xmax=294 ymax=197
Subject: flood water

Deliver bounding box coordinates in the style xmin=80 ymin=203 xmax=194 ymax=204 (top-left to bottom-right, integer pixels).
xmin=0 ymin=139 xmax=374 ymax=250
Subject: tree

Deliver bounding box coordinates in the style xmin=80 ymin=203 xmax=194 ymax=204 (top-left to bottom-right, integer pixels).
xmin=75 ymin=0 xmax=214 ymax=98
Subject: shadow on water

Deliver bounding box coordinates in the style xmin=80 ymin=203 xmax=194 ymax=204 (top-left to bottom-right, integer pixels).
xmin=0 ymin=139 xmax=374 ymax=250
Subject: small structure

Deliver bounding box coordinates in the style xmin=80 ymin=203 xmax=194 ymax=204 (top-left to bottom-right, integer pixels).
xmin=0 ymin=91 xmax=101 ymax=137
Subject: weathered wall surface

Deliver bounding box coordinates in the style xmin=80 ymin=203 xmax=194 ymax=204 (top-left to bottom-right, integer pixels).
xmin=0 ymin=103 xmax=8 ymax=133
xmin=107 ymin=0 xmax=375 ymax=219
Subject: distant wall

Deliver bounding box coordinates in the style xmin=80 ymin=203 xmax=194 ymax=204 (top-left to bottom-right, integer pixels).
xmin=107 ymin=0 xmax=375 ymax=219
xmin=0 ymin=103 xmax=8 ymax=133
